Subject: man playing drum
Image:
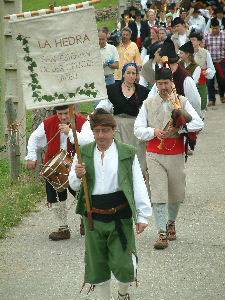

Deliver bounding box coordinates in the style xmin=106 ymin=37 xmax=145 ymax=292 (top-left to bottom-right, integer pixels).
xmin=134 ymin=67 xmax=204 ymax=250
xmin=68 ymin=109 xmax=152 ymax=300
xmin=26 ymin=105 xmax=93 ymax=241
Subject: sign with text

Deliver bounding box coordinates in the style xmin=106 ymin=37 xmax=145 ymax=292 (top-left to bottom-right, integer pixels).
xmin=10 ymin=7 xmax=107 ymax=110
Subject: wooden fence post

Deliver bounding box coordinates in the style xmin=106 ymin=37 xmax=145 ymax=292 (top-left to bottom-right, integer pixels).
xmin=0 ymin=0 xmax=26 ymax=162
xmin=5 ymin=98 xmax=20 ymax=181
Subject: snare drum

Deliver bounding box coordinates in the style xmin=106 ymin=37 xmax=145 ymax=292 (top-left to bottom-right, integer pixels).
xmin=40 ymin=150 xmax=73 ymax=192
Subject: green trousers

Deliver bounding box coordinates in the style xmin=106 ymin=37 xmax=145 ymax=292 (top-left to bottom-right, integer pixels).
xmin=83 ymin=217 xmax=137 ymax=284
xmin=197 ymin=83 xmax=208 ymax=111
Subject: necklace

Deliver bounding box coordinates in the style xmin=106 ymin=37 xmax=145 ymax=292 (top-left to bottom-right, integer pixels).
xmin=123 ymin=82 xmax=134 ymax=91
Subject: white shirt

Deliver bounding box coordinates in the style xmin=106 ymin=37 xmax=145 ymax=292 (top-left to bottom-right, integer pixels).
xmin=68 ymin=141 xmax=152 ymax=224
xmin=100 ymin=43 xmax=119 ymax=76
xmin=25 ymin=120 xmax=94 ymax=161
xmin=141 ymin=0 xmax=148 ymax=10
xmin=188 ymin=15 xmax=206 ymax=34
xmin=194 ymin=49 xmax=216 ymax=80
xmin=148 ymin=77 xmax=202 ymax=116
xmin=178 ymin=33 xmax=188 ymax=47
xmin=134 ymin=97 xmax=204 ymax=142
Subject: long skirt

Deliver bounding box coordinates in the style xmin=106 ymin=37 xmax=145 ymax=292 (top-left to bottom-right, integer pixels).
xmin=114 ymin=114 xmax=147 ymax=172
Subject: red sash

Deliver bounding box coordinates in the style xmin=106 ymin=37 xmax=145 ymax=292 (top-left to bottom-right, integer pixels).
xmin=198 ymin=68 xmax=207 ymax=85
xmin=147 ymin=136 xmax=184 ymax=155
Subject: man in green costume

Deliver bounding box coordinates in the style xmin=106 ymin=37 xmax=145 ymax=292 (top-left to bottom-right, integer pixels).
xmin=69 ymin=109 xmax=151 ymax=300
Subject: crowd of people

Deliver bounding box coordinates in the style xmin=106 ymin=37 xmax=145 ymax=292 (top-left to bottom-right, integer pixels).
xmin=25 ymin=1 xmax=224 ymax=299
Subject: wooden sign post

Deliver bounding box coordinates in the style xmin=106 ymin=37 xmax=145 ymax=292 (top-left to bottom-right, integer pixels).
xmin=69 ymin=105 xmax=93 ymax=230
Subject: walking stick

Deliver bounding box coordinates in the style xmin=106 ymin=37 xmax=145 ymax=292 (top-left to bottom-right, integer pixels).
xmin=69 ymin=105 xmax=93 ymax=231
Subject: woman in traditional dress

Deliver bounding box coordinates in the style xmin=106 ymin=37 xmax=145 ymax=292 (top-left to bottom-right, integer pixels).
xmin=96 ymin=63 xmax=149 ymax=171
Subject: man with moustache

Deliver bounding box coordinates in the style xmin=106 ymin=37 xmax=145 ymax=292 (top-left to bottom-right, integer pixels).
xmin=69 ymin=109 xmax=151 ymax=300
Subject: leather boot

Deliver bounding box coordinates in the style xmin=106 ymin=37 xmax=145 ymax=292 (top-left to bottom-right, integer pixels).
xmin=49 ymin=227 xmax=71 ymax=241
xmin=154 ymin=233 xmax=168 ymax=250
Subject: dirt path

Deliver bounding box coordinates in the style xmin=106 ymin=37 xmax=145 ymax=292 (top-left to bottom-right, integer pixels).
xmin=0 ymin=103 xmax=225 ymax=300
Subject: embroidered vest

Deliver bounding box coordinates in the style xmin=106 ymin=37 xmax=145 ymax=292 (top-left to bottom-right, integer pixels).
xmin=76 ymin=140 xmax=138 ymax=222
xmin=172 ymin=64 xmax=189 ymax=96
xmin=186 ymin=62 xmax=198 ymax=77
xmin=144 ymin=95 xmax=187 ymax=155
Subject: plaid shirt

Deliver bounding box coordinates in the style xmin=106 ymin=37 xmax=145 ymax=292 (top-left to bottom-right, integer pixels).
xmin=204 ymin=31 xmax=225 ymax=62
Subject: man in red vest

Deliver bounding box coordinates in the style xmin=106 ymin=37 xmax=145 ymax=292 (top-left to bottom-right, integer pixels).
xmin=26 ymin=105 xmax=91 ymax=240
xmin=134 ymin=67 xmax=204 ymax=249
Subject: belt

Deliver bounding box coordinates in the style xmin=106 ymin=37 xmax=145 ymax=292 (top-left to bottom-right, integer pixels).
xmin=91 ymin=202 xmax=127 ymax=215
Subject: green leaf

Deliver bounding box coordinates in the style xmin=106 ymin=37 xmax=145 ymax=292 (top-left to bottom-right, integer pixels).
xmin=42 ymin=95 xmax=54 ymax=102
xmin=22 ymin=39 xmax=27 ymax=46
xmin=68 ymin=93 xmax=75 ymax=98
xmin=31 ymin=61 xmax=37 ymax=68
xmin=91 ymin=91 xmax=97 ymax=98
xmin=32 ymin=92 xmax=39 ymax=98
xmin=32 ymin=78 xmax=38 ymax=84
xmin=36 ymin=85 xmax=42 ymax=89
xmin=85 ymin=90 xmax=91 ymax=97
xmin=16 ymin=35 xmax=22 ymax=41
xmin=23 ymin=46 xmax=29 ymax=53
xmin=89 ymin=82 xmax=95 ymax=89
xmin=84 ymin=83 xmax=89 ymax=88
xmin=58 ymin=94 xmax=65 ymax=100
xmin=78 ymin=89 xmax=85 ymax=95
xmin=24 ymin=56 xmax=32 ymax=62
xmin=28 ymin=65 xmax=34 ymax=72
xmin=31 ymin=84 xmax=37 ymax=91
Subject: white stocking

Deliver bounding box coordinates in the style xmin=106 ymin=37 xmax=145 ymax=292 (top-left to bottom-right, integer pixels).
xmin=51 ymin=201 xmax=68 ymax=228
xmin=95 ymin=280 xmax=111 ymax=300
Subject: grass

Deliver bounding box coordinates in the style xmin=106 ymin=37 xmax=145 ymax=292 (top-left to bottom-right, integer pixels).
xmin=0 ymin=159 xmax=45 ymax=238
xmin=23 ymin=0 xmax=118 ymax=12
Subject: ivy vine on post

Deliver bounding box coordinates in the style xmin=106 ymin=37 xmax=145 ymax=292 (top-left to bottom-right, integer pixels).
xmin=16 ymin=34 xmax=98 ymax=103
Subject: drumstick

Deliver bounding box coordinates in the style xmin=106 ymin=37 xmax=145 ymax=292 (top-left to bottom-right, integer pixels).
xmin=69 ymin=105 xmax=93 ymax=231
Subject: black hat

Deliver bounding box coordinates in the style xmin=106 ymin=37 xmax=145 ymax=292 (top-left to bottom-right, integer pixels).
xmin=155 ymin=66 xmax=173 ymax=81
xmin=211 ymin=18 xmax=220 ymax=27
xmin=171 ymin=17 xmax=185 ymax=27
xmin=148 ymin=42 xmax=161 ymax=59
xmin=179 ymin=41 xmax=194 ymax=54
xmin=159 ymin=37 xmax=179 ymax=63
xmin=189 ymin=31 xmax=203 ymax=41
